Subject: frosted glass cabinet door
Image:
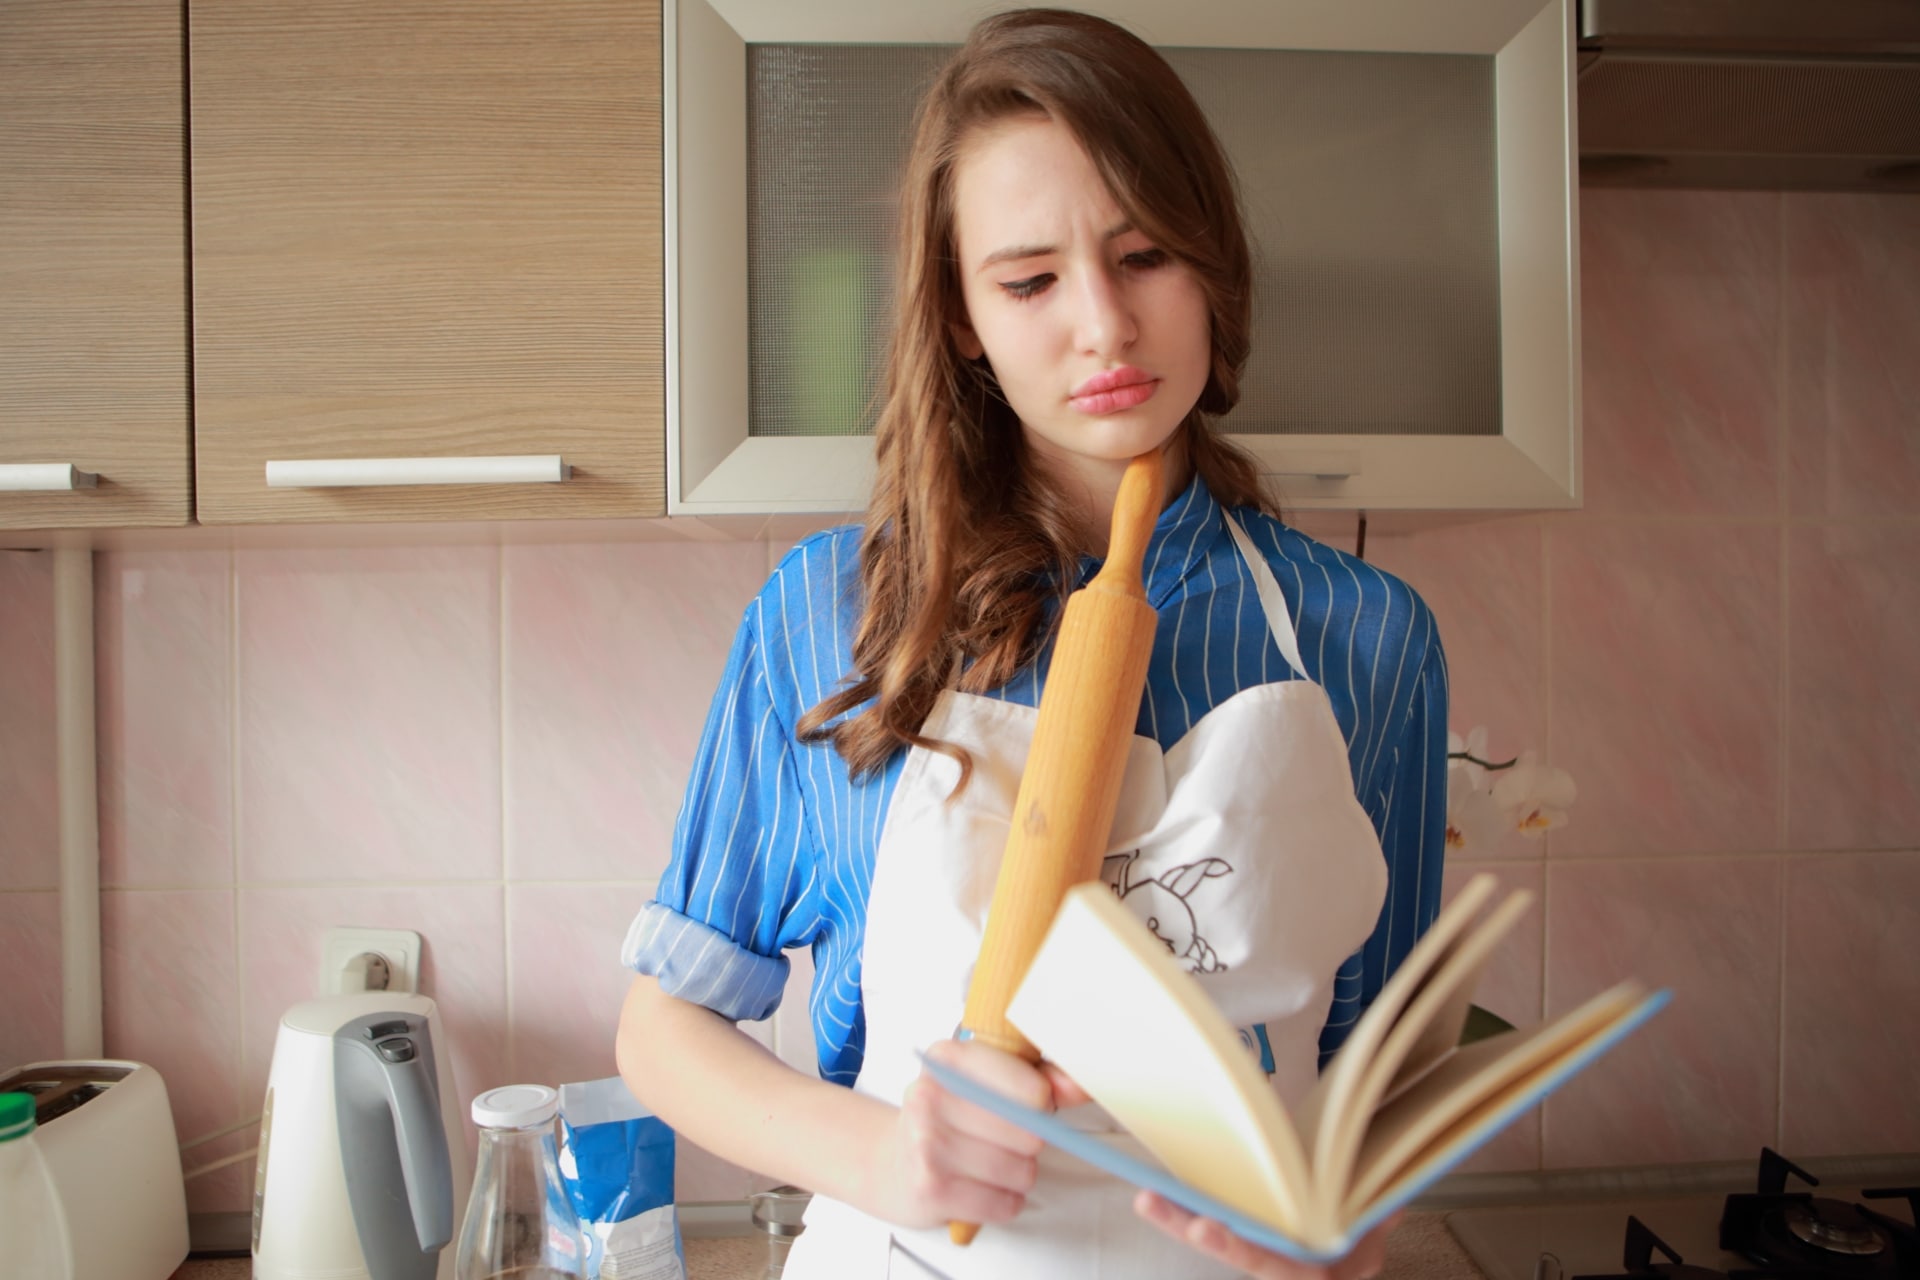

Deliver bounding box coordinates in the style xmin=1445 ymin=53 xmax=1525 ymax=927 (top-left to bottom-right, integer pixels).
xmin=0 ymin=0 xmax=192 ymax=531
xmin=667 ymin=0 xmax=1582 ymax=516
xmin=188 ymin=0 xmax=667 ymax=525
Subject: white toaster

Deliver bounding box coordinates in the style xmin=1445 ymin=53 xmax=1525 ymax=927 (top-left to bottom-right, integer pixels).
xmin=0 ymin=1059 xmax=191 ymax=1280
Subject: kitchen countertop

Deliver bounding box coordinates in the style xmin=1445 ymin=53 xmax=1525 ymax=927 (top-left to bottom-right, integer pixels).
xmin=168 ymin=1210 xmax=1484 ymax=1278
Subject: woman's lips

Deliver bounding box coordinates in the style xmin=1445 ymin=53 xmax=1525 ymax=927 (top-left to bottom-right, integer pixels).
xmin=1069 ymin=367 xmax=1158 ymax=415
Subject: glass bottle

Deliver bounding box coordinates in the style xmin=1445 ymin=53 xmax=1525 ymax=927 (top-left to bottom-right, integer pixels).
xmin=747 ymin=1185 xmax=811 ymax=1279
xmin=455 ymin=1084 xmax=586 ymax=1280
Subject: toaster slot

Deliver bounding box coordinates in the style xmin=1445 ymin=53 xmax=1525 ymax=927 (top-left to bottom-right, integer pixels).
xmin=0 ymin=1063 xmax=133 ymax=1126
xmin=38 ymin=1082 xmax=110 ymax=1124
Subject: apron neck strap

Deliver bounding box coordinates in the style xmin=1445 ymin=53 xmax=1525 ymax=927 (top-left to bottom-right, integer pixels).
xmin=1221 ymin=511 xmax=1310 ymax=682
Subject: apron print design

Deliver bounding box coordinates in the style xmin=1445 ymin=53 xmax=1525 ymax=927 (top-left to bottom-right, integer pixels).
xmin=1100 ymin=849 xmax=1233 ymax=975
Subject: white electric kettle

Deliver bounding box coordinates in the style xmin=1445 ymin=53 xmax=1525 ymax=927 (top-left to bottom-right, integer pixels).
xmin=253 ymin=992 xmax=471 ymax=1280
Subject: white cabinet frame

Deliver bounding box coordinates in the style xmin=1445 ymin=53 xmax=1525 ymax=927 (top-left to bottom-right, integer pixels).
xmin=667 ymin=0 xmax=1580 ymax=515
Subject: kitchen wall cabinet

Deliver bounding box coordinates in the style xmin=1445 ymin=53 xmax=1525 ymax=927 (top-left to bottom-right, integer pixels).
xmin=670 ymin=0 xmax=1581 ymax=516
xmin=188 ymin=0 xmax=665 ymax=524
xmin=0 ymin=0 xmax=192 ymax=531
xmin=9 ymin=0 xmax=1574 ymax=535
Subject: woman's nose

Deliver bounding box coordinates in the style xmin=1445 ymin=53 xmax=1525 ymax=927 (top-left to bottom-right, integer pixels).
xmin=1074 ymin=262 xmax=1138 ymax=358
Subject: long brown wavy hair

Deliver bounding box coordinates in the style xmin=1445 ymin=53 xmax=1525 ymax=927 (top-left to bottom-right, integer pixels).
xmin=796 ymin=8 xmax=1277 ymax=782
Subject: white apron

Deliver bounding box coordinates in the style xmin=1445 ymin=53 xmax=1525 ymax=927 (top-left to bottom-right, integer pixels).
xmin=784 ymin=514 xmax=1389 ymax=1279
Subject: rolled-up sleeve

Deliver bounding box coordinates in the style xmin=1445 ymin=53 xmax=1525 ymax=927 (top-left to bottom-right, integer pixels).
xmin=622 ymin=608 xmax=817 ymax=1024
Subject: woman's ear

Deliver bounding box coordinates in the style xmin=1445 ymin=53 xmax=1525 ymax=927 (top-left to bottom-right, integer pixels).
xmin=950 ymin=321 xmax=985 ymax=361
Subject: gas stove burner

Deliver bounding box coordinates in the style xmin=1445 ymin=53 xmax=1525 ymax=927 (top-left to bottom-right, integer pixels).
xmin=1718 ymin=1148 xmax=1920 ymax=1279
xmin=1782 ymin=1200 xmax=1887 ymax=1258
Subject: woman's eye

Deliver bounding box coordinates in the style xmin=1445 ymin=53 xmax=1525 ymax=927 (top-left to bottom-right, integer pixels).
xmin=1123 ymin=248 xmax=1168 ymax=270
xmin=1000 ymin=273 xmax=1053 ymax=300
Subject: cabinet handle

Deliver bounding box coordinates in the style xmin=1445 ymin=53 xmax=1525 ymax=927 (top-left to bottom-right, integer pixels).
xmin=264 ymin=455 xmax=570 ymax=488
xmin=1264 ymin=451 xmax=1361 ymax=480
xmin=0 ymin=464 xmax=99 ymax=491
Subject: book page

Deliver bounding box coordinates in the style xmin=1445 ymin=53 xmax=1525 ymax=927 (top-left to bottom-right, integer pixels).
xmin=1310 ymin=888 xmax=1535 ymax=1210
xmin=1339 ymin=981 xmax=1650 ymax=1218
xmin=1377 ymin=891 xmax=1537 ymax=1106
xmin=1007 ymin=883 xmax=1323 ymax=1242
xmin=1298 ymin=875 xmax=1501 ymax=1190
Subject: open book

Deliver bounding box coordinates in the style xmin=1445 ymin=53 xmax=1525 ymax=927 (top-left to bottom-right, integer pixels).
xmin=923 ymin=873 xmax=1668 ymax=1264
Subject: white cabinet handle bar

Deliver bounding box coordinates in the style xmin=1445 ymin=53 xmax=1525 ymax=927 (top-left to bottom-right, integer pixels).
xmin=1261 ymin=451 xmax=1362 ymax=480
xmin=265 ymin=455 xmax=570 ymax=488
xmin=0 ymin=464 xmax=99 ymax=491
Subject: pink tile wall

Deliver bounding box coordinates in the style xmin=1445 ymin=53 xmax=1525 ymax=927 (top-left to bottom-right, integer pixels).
xmin=101 ymin=888 xmax=243 ymax=1211
xmin=1780 ymin=852 xmax=1920 ymax=1156
xmin=8 ymin=188 xmax=1908 ymax=1218
xmin=1785 ymin=525 xmax=1920 ymax=851
xmin=1541 ymin=858 xmax=1782 ymax=1167
xmin=502 ymin=542 xmax=768 ymax=882
xmin=1578 ymin=190 xmax=1783 ymax=519
xmin=1785 ymin=197 xmax=1920 ymax=520
xmin=1547 ymin=522 xmax=1782 ymax=858
xmin=236 ymin=547 xmax=501 ymax=884
xmin=96 ymin=551 xmax=232 ymax=888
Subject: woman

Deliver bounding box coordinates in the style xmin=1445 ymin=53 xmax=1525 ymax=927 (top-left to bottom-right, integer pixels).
xmin=616 ymin=10 xmax=1447 ymax=1277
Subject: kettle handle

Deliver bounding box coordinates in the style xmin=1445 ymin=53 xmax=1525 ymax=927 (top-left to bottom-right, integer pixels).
xmin=374 ymin=1046 xmax=455 ymax=1253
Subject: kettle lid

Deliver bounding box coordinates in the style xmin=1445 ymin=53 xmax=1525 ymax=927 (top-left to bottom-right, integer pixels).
xmin=282 ymin=991 xmax=437 ymax=1036
xmin=472 ymin=1084 xmax=559 ymax=1129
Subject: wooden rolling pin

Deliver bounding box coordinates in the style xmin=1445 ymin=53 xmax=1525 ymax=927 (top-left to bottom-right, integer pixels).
xmin=950 ymin=446 xmax=1165 ymax=1246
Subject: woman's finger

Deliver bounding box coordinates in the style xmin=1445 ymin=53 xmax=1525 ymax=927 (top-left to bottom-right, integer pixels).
xmin=899 ymin=1074 xmax=1041 ymax=1190
xmin=1039 ymin=1059 xmax=1094 ymax=1109
xmin=1330 ymin=1213 xmax=1400 ymax=1280
xmin=919 ymin=1040 xmax=1049 ymax=1155
xmin=1134 ymin=1190 xmax=1331 ymax=1279
xmin=1134 ymin=1191 xmax=1402 ymax=1280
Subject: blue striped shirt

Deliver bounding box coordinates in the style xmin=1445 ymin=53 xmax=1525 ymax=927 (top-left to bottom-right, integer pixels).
xmin=623 ymin=476 xmax=1448 ymax=1086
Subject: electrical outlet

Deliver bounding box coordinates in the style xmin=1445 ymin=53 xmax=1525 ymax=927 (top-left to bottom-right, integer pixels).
xmin=320 ymin=927 xmax=423 ymax=996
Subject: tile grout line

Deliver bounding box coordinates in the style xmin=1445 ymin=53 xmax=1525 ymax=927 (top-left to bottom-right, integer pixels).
xmin=1776 ymin=853 xmax=1790 ymax=1151
xmin=1774 ymin=195 xmax=1791 ymax=1154
xmin=1537 ymin=517 xmax=1553 ymax=1173
xmin=1776 ymin=191 xmax=1793 ymax=860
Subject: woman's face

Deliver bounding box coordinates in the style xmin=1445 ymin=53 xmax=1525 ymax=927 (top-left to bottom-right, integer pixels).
xmin=949 ymin=114 xmax=1212 ymax=494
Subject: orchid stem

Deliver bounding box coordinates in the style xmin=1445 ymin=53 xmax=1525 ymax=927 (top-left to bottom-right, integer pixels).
xmin=1449 ymin=751 xmax=1518 ymax=771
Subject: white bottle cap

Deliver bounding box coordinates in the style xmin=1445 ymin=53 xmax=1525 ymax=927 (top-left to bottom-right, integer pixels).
xmin=471 ymin=1083 xmax=560 ymax=1129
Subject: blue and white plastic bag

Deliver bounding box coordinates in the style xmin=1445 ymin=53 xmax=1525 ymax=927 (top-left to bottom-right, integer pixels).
xmin=557 ymin=1077 xmax=687 ymax=1280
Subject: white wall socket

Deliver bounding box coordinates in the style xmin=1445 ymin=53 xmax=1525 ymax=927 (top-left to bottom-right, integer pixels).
xmin=320 ymin=927 xmax=423 ymax=996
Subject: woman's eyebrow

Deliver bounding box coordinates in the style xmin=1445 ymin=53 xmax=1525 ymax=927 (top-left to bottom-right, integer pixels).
xmin=976 ymin=221 xmax=1136 ymax=272
xmin=978 ymin=242 xmax=1053 ymax=270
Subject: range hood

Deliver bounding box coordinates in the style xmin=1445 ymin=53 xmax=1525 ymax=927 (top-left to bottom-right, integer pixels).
xmin=1577 ymin=0 xmax=1920 ymax=191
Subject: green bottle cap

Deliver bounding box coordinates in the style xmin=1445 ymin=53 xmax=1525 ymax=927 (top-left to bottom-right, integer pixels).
xmin=0 ymin=1092 xmax=35 ymax=1142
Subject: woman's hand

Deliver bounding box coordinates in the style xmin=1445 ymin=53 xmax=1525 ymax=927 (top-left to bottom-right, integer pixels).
xmin=1135 ymin=1193 xmax=1401 ymax=1280
xmin=863 ymin=1039 xmax=1083 ymax=1229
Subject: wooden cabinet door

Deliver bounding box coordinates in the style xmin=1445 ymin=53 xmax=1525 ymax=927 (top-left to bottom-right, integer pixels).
xmin=189 ymin=0 xmax=663 ymax=524
xmin=0 ymin=0 xmax=191 ymax=530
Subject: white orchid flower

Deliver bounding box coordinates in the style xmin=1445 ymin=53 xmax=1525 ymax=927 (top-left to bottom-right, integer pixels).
xmin=1490 ymin=749 xmax=1578 ymax=837
xmin=1445 ymin=758 xmax=1508 ymax=854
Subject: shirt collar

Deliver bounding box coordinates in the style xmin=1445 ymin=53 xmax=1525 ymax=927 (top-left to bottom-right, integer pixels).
xmin=1073 ymin=470 xmax=1224 ymax=607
